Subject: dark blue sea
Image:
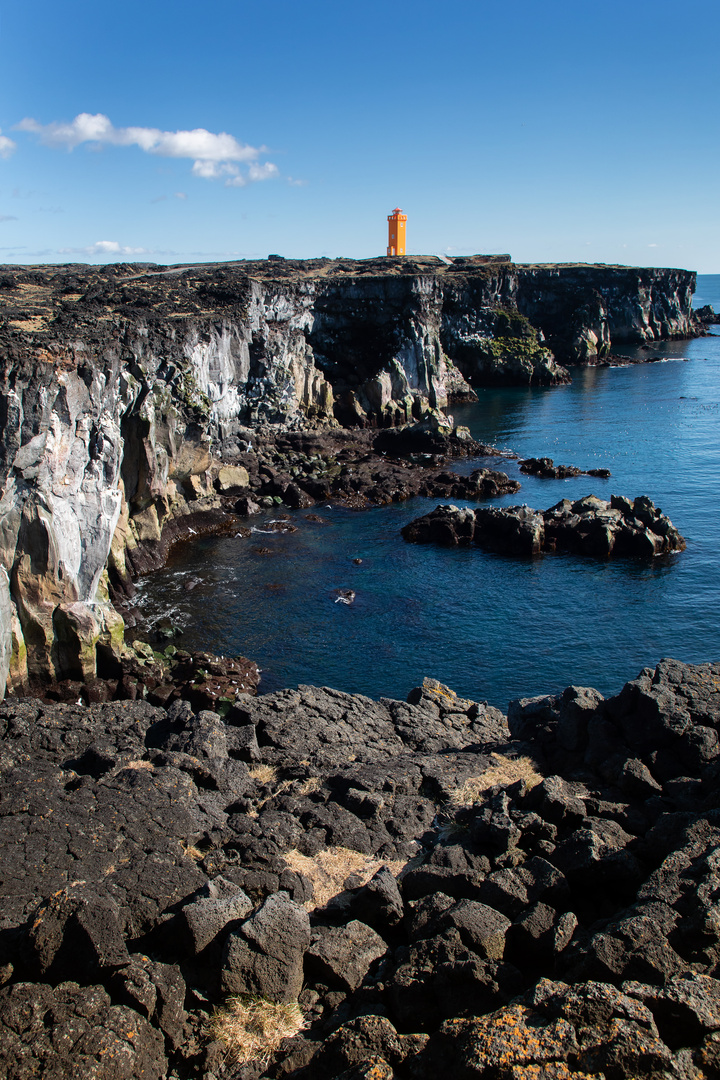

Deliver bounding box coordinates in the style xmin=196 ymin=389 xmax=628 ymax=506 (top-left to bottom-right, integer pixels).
xmin=135 ymin=275 xmax=720 ymax=708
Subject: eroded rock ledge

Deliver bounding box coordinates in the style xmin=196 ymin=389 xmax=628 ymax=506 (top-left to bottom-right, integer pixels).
xmin=1 ymin=658 xmax=720 ymax=1078
xmin=402 ymin=495 xmax=686 ymax=558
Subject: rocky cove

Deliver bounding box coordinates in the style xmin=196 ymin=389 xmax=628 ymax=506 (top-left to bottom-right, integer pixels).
xmin=0 ymin=257 xmax=717 ymax=1079
xmin=0 ymin=256 xmax=703 ymax=696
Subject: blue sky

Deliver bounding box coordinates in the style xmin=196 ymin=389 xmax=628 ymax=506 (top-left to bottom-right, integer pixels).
xmin=0 ymin=0 xmax=717 ymax=270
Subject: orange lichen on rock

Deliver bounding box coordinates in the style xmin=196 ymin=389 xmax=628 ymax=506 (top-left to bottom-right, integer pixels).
xmin=440 ymin=1005 xmax=579 ymax=1070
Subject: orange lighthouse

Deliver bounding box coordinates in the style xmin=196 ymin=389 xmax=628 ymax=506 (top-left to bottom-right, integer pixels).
xmin=387 ymin=207 xmax=407 ymax=256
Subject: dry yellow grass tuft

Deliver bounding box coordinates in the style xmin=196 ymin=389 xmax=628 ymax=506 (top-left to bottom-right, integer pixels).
xmin=208 ymin=995 xmax=306 ymax=1067
xmin=248 ymin=764 xmax=278 ymax=786
xmin=283 ymin=846 xmax=405 ymax=910
xmin=297 ymin=775 xmax=322 ymax=796
xmin=450 ymin=752 xmax=544 ymax=806
xmin=245 ymin=769 xmax=296 ymax=818
xmin=182 ymin=843 xmax=204 ymax=861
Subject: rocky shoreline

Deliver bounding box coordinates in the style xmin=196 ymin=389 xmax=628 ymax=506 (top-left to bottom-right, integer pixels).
xmin=9 ymin=420 xmax=519 ymax=705
xmin=113 ymin=423 xmax=517 ymax=582
xmin=0 ymin=256 xmax=708 ymax=696
xmin=2 ymin=657 xmax=720 ymax=1078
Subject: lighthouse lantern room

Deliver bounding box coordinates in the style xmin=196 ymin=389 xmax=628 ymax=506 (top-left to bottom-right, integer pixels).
xmin=387 ymin=208 xmax=407 ymax=257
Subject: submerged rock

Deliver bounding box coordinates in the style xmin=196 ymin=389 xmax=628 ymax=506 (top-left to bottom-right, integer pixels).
xmin=519 ymin=456 xmax=611 ymax=479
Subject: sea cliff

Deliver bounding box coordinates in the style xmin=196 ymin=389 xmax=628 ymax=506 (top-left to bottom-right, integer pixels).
xmin=0 ymin=257 xmax=702 ymax=695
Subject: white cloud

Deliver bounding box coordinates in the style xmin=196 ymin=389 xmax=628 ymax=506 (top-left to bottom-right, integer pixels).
xmin=0 ymin=130 xmax=16 ymax=158
xmin=174 ymin=192 xmax=187 ymax=200
xmin=16 ymin=113 xmax=278 ymax=185
xmin=224 ymin=161 xmax=279 ymax=188
xmin=248 ymin=161 xmax=278 ymax=182
xmin=191 ymin=159 xmax=237 ymax=180
xmin=0 ymin=215 xmax=18 ymax=222
xmin=58 ymin=240 xmax=148 ymax=256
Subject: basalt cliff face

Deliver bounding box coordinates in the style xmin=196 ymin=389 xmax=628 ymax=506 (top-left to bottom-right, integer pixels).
xmin=0 ymin=257 xmax=700 ymax=695
xmin=514 ymin=264 xmax=699 ymax=364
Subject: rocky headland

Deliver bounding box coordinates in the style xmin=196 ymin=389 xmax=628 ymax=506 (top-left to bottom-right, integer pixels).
xmin=0 ymin=256 xmax=705 ymax=698
xmin=2 ymin=658 xmax=720 ymax=1078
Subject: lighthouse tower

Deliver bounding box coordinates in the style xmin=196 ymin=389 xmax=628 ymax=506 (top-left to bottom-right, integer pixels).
xmin=387 ymin=208 xmax=407 ymax=256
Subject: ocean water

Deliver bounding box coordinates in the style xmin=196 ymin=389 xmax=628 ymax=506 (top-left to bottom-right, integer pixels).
xmin=134 ymin=276 xmax=720 ymax=708
xmin=693 ymin=274 xmax=720 ymax=310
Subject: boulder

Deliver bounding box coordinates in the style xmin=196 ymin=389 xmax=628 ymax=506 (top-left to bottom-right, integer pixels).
xmin=181 ymin=878 xmax=253 ymax=954
xmin=0 ymin=981 xmax=167 ymax=1080
xmin=524 ymin=776 xmax=588 ymax=828
xmin=436 ymin=900 xmax=511 ymax=961
xmin=156 ymin=709 xmax=229 ymax=758
xmin=110 ymin=956 xmax=186 ymax=1049
xmin=417 ymin=980 xmax=679 ymax=1079
xmin=306 ymin=920 xmax=387 ymax=991
xmin=476 ymin=860 xmax=569 ymax=920
xmin=474 ymin=504 xmax=545 ymax=556
xmin=26 ymin=887 xmax=129 ymax=981
xmin=419 ymin=1004 xmax=579 ymax=1075
xmin=215 ymin=465 xmax=250 ymax=493
xmin=284 ymin=481 xmax=316 ymax=508
xmin=551 ymin=818 xmax=642 ymax=896
xmin=345 ymin=866 xmax=405 ymax=931
xmin=400 ymin=504 xmax=477 ymax=546
xmin=627 ymin=972 xmax=720 ymax=1048
xmin=235 ymin=495 xmax=262 ymax=515
xmin=519 ymin=456 xmax=611 ymax=480
xmin=220 ymin=891 xmax=311 ymax=1002
xmin=304 ymin=1015 xmax=427 ymax=1079
xmin=507 ymin=902 xmax=577 ymax=966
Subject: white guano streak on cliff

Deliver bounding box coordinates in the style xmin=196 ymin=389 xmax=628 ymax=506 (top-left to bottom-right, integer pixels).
xmin=0 ymin=566 xmax=12 ymax=700
xmin=40 ymin=404 xmax=122 ymax=601
xmin=185 ymin=284 xmax=330 ymax=426
xmin=186 ymin=323 xmax=248 ymax=422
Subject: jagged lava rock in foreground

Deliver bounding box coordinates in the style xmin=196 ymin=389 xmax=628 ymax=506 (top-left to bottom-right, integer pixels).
xmin=402 ymin=494 xmax=686 ymax=557
xmin=2 ymin=659 xmax=720 ymax=1077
